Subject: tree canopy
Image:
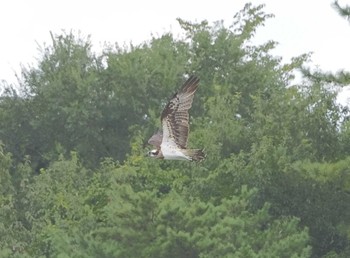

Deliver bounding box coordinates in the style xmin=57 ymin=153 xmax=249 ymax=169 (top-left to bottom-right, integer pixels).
xmin=1 ymin=3 xmax=350 ymax=258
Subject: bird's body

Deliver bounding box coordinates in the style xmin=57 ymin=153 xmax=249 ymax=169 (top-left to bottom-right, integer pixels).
xmin=148 ymin=76 xmax=205 ymax=162
xmin=161 ymin=143 xmax=190 ymax=161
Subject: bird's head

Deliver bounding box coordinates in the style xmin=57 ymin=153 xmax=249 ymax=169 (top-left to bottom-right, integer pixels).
xmin=148 ymin=149 xmax=159 ymax=158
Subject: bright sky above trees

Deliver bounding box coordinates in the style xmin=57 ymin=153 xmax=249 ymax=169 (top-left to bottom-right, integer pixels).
xmin=1 ymin=0 xmax=349 ymax=88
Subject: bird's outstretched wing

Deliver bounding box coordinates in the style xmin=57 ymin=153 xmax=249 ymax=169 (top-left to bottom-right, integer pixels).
xmin=147 ymin=130 xmax=163 ymax=148
xmin=161 ymin=76 xmax=199 ymax=149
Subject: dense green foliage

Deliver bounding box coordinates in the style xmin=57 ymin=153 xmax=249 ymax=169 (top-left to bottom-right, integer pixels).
xmin=1 ymin=3 xmax=350 ymax=257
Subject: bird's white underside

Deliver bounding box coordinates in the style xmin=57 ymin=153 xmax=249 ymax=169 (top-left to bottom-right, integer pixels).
xmin=161 ymin=119 xmax=191 ymax=160
xmin=160 ymin=141 xmax=190 ymax=160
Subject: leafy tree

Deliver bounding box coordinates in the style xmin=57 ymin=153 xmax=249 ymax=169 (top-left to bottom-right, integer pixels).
xmin=0 ymin=149 xmax=311 ymax=257
xmin=94 ymin=184 xmax=310 ymax=258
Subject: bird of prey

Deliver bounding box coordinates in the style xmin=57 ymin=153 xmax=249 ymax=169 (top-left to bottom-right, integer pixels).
xmin=147 ymin=75 xmax=205 ymax=161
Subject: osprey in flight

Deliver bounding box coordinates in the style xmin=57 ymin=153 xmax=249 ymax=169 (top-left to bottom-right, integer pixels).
xmin=147 ymin=76 xmax=205 ymax=161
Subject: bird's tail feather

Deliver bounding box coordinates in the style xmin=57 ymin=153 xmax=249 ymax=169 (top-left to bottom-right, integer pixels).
xmin=183 ymin=149 xmax=206 ymax=162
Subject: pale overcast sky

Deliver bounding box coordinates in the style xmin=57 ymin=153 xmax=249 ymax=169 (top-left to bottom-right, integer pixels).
xmin=1 ymin=0 xmax=350 ymax=100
